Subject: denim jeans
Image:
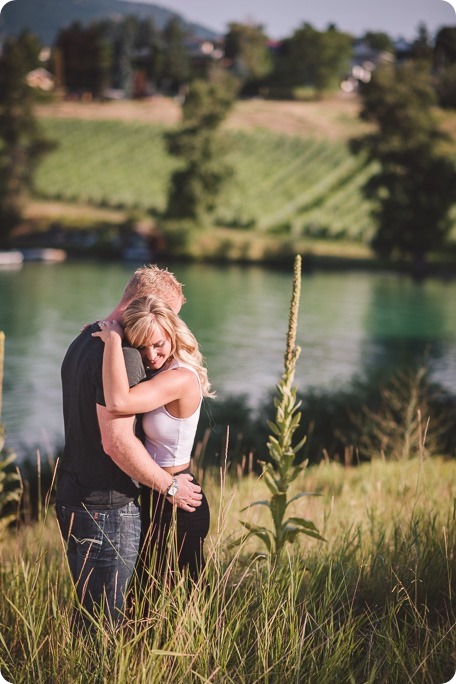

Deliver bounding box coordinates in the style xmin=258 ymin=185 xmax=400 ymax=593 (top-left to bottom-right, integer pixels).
xmin=55 ymin=500 xmax=141 ymax=629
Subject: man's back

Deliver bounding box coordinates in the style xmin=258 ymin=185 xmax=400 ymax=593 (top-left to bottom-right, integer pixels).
xmin=58 ymin=323 xmax=143 ymax=507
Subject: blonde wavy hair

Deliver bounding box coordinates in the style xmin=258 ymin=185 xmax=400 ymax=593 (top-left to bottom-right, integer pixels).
xmin=122 ymin=295 xmax=215 ymax=398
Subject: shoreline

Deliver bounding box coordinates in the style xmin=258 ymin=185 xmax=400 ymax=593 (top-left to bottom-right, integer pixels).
xmin=7 ymin=199 xmax=456 ymax=278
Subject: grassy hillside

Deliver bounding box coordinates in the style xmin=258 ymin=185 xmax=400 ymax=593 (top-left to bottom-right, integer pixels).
xmin=29 ymin=97 xmax=456 ymax=262
xmin=35 ymin=117 xmax=378 ymax=242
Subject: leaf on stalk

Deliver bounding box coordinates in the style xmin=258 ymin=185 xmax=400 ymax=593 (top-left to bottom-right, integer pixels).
xmin=282 ymin=526 xmax=301 ymax=544
xmin=294 ymin=436 xmax=307 ymax=452
xmin=267 ymin=420 xmax=281 ymax=436
xmin=284 ymin=517 xmax=326 ymax=541
xmin=286 ymin=491 xmax=320 ymax=508
xmin=262 ymin=469 xmax=281 ymax=495
xmin=289 ymin=413 xmax=302 ymax=431
xmin=284 ymin=465 xmax=306 ymax=484
xmin=240 ymin=521 xmax=273 ymax=553
xmin=240 ymin=500 xmax=271 ymax=512
xmin=270 ymin=492 xmax=287 ymax=528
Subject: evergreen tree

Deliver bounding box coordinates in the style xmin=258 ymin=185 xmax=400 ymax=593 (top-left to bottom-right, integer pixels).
xmin=314 ymin=24 xmax=354 ymax=94
xmin=434 ymin=26 xmax=456 ymax=108
xmin=224 ymin=22 xmax=272 ymax=92
xmin=165 ymin=77 xmax=236 ymax=225
xmin=0 ymin=33 xmax=55 ymax=243
xmin=270 ymin=23 xmax=352 ymax=97
xmin=361 ymin=31 xmax=394 ymax=53
xmin=56 ymin=22 xmax=112 ymax=98
xmin=410 ymin=23 xmax=433 ymax=64
xmin=133 ymin=18 xmax=163 ymax=91
xmin=352 ymin=61 xmax=456 ymax=264
xmin=162 ymin=17 xmax=189 ymax=94
xmin=436 ymin=64 xmax=456 ymax=109
xmin=434 ymin=26 xmax=456 ymax=72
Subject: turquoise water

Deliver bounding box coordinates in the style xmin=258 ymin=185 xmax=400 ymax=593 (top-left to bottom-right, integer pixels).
xmin=1 ymin=261 xmax=455 ymax=457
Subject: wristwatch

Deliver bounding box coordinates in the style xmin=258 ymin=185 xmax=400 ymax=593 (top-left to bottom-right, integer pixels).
xmin=167 ymin=477 xmax=178 ymax=497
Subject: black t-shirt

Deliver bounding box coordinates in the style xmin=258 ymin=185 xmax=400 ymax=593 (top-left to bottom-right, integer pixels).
xmin=56 ymin=322 xmax=146 ymax=508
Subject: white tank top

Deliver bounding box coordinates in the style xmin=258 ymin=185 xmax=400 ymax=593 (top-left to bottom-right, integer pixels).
xmin=142 ymin=360 xmax=202 ymax=468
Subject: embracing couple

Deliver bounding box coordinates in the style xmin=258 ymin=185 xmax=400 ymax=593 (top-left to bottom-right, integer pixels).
xmin=55 ymin=265 xmax=213 ymax=630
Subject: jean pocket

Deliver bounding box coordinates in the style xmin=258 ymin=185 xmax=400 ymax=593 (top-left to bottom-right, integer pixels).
xmin=119 ymin=504 xmax=140 ymax=519
xmin=59 ymin=505 xmax=107 ymax=561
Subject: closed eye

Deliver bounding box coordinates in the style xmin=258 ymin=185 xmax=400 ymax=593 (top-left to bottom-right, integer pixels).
xmin=138 ymin=341 xmax=165 ymax=351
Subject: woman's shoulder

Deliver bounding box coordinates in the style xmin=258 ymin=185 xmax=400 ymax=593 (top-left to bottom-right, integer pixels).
xmin=171 ymin=359 xmax=192 ymax=371
xmin=169 ymin=361 xmax=201 ymax=388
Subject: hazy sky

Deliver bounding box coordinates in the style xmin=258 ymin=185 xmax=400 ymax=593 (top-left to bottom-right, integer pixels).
xmin=137 ymin=0 xmax=456 ymax=40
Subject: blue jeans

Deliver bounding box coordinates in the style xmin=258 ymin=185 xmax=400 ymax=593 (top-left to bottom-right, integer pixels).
xmin=55 ymin=500 xmax=141 ymax=629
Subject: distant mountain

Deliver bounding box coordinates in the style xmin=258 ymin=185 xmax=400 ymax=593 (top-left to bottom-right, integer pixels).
xmin=0 ymin=0 xmax=219 ymax=46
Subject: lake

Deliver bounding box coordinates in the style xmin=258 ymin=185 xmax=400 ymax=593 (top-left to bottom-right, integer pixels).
xmin=1 ymin=260 xmax=455 ymax=458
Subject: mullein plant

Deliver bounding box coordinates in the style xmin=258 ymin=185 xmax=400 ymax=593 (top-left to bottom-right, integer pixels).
xmin=238 ymin=256 xmax=324 ymax=563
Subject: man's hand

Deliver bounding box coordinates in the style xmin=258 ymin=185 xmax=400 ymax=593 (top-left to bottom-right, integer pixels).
xmin=168 ymin=473 xmax=202 ymax=512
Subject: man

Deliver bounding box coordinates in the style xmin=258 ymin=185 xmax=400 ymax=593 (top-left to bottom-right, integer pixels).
xmin=56 ymin=265 xmax=202 ymax=629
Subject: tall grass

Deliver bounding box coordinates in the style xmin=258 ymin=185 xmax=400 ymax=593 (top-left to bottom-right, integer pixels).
xmin=0 ymin=309 xmax=455 ymax=681
xmin=0 ymin=456 xmax=454 ymax=682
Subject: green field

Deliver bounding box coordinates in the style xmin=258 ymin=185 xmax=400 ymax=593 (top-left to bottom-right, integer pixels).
xmin=36 ymin=118 xmax=381 ymax=242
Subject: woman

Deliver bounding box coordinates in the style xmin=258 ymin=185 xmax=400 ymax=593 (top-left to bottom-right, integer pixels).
xmin=93 ymin=295 xmax=214 ymax=588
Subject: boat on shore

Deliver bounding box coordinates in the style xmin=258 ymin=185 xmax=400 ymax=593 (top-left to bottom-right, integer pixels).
xmin=20 ymin=248 xmax=67 ymax=262
xmin=0 ymin=251 xmax=24 ymax=267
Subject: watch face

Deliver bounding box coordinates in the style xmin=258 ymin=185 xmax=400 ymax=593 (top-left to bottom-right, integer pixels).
xmin=167 ymin=479 xmax=178 ymax=496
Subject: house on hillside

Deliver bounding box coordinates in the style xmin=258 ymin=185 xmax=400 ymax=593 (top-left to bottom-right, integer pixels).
xmin=26 ymin=67 xmax=54 ymax=91
xmin=394 ymin=37 xmax=413 ymax=63
xmin=341 ymin=37 xmax=411 ymax=93
xmin=128 ymin=36 xmax=224 ymax=97
xmin=184 ymin=35 xmax=224 ymax=79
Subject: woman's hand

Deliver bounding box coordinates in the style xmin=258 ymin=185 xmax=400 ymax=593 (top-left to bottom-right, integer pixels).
xmin=92 ymin=319 xmax=124 ymax=343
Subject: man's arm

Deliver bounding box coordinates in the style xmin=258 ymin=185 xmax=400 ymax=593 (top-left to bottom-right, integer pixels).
xmin=97 ymin=406 xmax=202 ymax=512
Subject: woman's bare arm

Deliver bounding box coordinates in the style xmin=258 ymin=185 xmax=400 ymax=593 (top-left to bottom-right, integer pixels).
xmin=93 ymin=323 xmax=192 ymax=415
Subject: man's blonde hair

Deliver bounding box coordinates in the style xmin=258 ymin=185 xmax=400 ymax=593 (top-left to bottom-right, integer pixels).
xmin=120 ymin=264 xmax=185 ymax=308
xmin=122 ymin=295 xmax=214 ymax=398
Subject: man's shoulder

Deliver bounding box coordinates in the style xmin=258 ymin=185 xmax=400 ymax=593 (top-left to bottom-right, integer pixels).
xmin=66 ymin=324 xmax=100 ymax=352
xmin=62 ymin=324 xmax=102 ymax=370
xmin=123 ymin=346 xmax=146 ymax=386
xmin=122 ymin=346 xmax=142 ymax=364
xmin=62 ymin=325 xmax=145 ymax=386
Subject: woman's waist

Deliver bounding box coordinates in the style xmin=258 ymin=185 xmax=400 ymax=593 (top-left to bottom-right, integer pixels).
xmin=144 ymin=435 xmax=195 ymax=471
xmin=161 ymin=461 xmax=191 ymax=475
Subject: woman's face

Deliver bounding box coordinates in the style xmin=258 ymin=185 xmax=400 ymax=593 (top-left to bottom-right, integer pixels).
xmin=139 ymin=325 xmax=172 ymax=371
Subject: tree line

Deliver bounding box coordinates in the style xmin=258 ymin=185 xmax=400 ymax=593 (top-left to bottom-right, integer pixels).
xmin=54 ymin=16 xmax=190 ymax=98
xmin=1 ymin=22 xmax=456 ymax=266
xmin=50 ymin=16 xmax=354 ymax=99
xmin=13 ymin=16 xmax=456 ymax=104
